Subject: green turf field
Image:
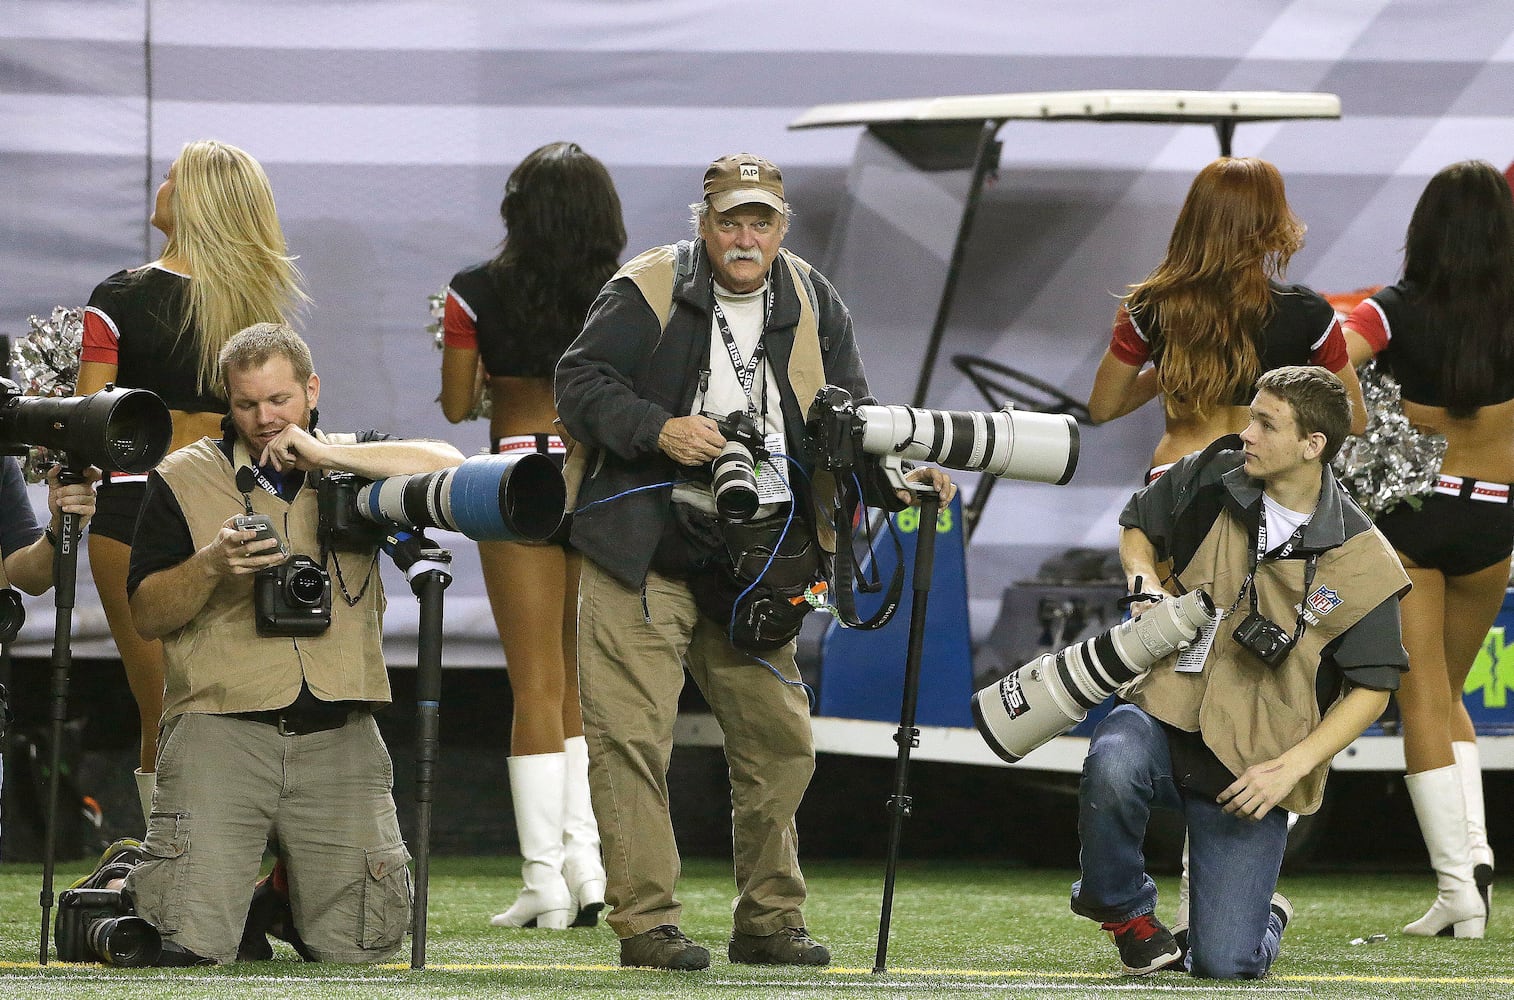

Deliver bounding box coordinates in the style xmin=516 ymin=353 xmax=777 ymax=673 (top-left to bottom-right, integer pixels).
xmin=1 ymin=856 xmax=1510 ymax=998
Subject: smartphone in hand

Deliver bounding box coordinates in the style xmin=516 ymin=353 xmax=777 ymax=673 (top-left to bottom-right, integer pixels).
xmin=233 ymin=514 xmax=290 ymax=558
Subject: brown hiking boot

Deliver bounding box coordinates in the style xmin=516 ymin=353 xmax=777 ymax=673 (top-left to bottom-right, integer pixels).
xmin=728 ymin=926 xmax=831 ymax=966
xmin=619 ymin=925 xmax=710 ymax=970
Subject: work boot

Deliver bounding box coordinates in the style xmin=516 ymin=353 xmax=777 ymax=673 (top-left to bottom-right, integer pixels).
xmin=728 ymin=926 xmax=831 ymax=966
xmin=618 ymin=925 xmax=711 ymax=970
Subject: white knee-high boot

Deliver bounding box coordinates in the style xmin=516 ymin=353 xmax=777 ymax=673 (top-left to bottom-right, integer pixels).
xmin=1404 ymin=766 xmax=1486 ymax=938
xmin=133 ymin=769 xmax=155 ymax=827
xmin=490 ymin=753 xmax=574 ymax=930
xmin=1453 ymin=741 xmax=1494 ymax=915
xmin=562 ymin=735 xmax=607 ymax=927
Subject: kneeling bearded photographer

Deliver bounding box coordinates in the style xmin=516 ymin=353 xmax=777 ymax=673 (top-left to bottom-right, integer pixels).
xmin=120 ymin=323 xmax=464 ymax=965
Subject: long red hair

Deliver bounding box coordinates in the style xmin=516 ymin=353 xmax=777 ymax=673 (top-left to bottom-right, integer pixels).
xmin=1125 ymin=157 xmax=1305 ymax=420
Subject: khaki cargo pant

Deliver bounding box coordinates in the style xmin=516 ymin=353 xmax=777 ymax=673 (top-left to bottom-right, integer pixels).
xmin=125 ymin=711 xmax=412 ymax=964
xmin=577 ymin=559 xmax=816 ymax=939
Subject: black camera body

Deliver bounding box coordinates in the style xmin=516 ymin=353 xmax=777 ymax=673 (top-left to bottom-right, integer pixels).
xmin=709 ymin=410 xmax=768 ymax=522
xmin=254 ymin=554 xmax=332 ymax=637
xmin=55 ymin=887 xmax=162 ymax=966
xmin=804 ymin=385 xmax=862 ymax=472
xmin=0 ymin=586 xmax=23 ymax=644
xmin=318 ymin=470 xmax=389 ymax=552
xmin=713 ymin=410 xmax=765 ymax=457
xmin=1231 ymin=610 xmax=1295 ymax=669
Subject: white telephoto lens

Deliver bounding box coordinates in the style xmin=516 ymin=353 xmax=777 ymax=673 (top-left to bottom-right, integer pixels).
xmin=854 ymin=404 xmax=1077 ymax=485
xmin=972 ymin=589 xmax=1214 ymax=764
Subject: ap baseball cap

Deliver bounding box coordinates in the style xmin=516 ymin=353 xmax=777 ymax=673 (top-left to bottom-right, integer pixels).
xmin=703 ymin=153 xmax=786 ymax=213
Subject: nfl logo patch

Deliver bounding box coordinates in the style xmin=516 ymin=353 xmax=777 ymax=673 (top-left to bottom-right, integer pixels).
xmin=1307 ymin=586 xmax=1342 ymax=616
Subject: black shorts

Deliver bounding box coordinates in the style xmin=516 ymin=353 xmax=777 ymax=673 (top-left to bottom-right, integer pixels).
xmin=90 ymin=481 xmax=147 ymax=545
xmin=492 ymin=434 xmax=571 ymax=549
xmin=1375 ymin=489 xmax=1514 ymax=576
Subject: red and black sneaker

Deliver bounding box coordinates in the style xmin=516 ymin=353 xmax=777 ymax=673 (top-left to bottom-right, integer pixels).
xmin=1101 ymin=913 xmax=1183 ymax=976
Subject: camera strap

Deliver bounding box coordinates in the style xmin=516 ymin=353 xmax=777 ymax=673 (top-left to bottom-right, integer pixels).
xmin=1242 ymin=516 xmax=1317 ymax=649
xmin=326 ymin=548 xmax=379 ymax=608
xmin=711 ymin=285 xmax=770 ymax=419
xmin=829 ymin=478 xmax=905 ymax=631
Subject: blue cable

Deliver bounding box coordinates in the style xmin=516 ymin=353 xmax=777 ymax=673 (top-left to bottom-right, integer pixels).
xmin=726 ymin=453 xmax=817 ymax=708
xmin=565 ymin=453 xmax=819 ymax=706
xmin=572 ymin=480 xmax=675 ymax=514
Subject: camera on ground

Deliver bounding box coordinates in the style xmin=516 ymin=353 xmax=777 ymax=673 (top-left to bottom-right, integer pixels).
xmin=55 ymin=887 xmax=162 ymax=967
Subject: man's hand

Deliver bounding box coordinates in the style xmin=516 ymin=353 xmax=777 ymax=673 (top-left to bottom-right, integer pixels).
xmin=46 ymin=465 xmax=101 ymax=530
xmin=198 ymin=515 xmax=288 ymax=579
xmin=658 ymin=415 xmax=726 ymax=466
xmin=259 ymin=423 xmax=331 ymax=472
xmin=896 ymin=466 xmax=957 ymax=507
xmin=1216 ymin=755 xmax=1308 ymax=821
xmin=1123 ymin=578 xmax=1173 ymax=619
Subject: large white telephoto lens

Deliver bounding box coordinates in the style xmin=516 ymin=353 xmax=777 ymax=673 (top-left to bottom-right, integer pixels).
xmin=854 ymin=403 xmax=1078 ymax=485
xmin=971 ymin=589 xmax=1215 ymax=763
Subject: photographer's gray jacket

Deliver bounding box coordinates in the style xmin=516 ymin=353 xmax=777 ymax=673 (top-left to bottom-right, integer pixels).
xmin=1119 ymin=438 xmax=1409 ymax=815
xmin=149 ymin=433 xmax=390 ymax=720
xmin=556 ymin=238 xmax=896 ymax=588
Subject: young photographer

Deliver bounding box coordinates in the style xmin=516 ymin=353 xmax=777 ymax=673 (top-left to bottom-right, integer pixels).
xmin=1075 ymin=366 xmax=1408 ymax=979
xmin=122 ymin=322 xmax=462 ymax=964
xmin=556 ymin=153 xmax=952 ymax=971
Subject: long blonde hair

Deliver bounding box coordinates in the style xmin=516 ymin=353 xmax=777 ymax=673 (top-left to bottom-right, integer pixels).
xmin=1125 ymin=157 xmax=1305 ymax=421
xmin=160 ymin=140 xmax=309 ymax=395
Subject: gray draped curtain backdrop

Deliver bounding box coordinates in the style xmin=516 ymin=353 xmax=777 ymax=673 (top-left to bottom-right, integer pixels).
xmin=6 ymin=0 xmax=1514 ymax=655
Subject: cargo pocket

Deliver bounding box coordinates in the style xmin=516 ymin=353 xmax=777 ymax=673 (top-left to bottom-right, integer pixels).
xmin=126 ymin=811 xmax=191 ymax=935
xmin=359 ymin=843 xmax=413 ymax=951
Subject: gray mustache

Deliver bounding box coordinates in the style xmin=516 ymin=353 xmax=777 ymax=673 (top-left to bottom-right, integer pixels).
xmin=723 ymin=248 xmax=763 ymax=264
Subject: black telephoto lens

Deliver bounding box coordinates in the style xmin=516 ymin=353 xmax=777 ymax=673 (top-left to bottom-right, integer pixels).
xmin=0 ymin=587 xmax=23 ymax=644
xmin=87 ymin=915 xmax=162 ymax=967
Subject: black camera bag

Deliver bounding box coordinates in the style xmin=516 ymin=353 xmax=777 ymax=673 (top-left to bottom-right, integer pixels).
xmin=686 ymin=508 xmax=823 ymax=652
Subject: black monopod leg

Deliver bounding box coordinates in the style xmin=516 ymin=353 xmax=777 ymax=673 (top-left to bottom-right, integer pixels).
xmin=39 ymin=460 xmax=85 ymax=965
xmin=873 ymin=489 xmax=940 ymax=974
xmin=384 ymin=533 xmax=452 ymax=970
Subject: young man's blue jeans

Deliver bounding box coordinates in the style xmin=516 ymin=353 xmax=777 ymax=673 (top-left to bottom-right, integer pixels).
xmin=1070 ymin=703 xmax=1289 ymax=979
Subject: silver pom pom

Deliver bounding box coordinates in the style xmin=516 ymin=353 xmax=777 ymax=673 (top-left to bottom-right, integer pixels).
xmin=428 ymin=287 xmax=491 ymax=421
xmin=1332 ymin=360 xmax=1445 ymax=518
xmin=10 ymin=306 xmax=84 ymax=482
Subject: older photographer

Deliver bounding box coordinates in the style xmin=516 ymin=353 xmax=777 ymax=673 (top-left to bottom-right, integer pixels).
xmin=121 ymin=322 xmax=462 ymax=964
xmin=556 ymin=152 xmax=952 ymax=971
xmin=1076 ymin=366 xmax=1408 ymax=979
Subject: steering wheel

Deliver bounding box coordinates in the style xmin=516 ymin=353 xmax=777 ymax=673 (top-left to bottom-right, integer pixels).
xmin=947 ymin=354 xmax=1089 ymax=540
xmin=950 ymin=354 xmax=1091 ymax=424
